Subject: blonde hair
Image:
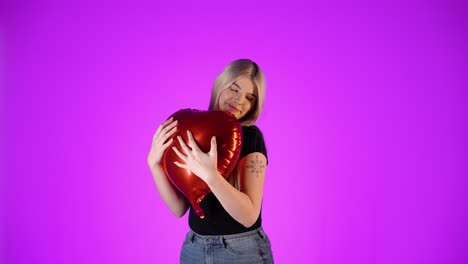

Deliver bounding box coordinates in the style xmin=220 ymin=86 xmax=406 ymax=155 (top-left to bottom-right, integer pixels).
xmin=208 ymin=59 xmax=267 ymax=189
xmin=208 ymin=59 xmax=266 ymax=126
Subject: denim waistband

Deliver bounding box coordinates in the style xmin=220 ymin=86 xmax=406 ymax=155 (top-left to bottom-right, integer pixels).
xmin=187 ymin=227 xmax=267 ymax=246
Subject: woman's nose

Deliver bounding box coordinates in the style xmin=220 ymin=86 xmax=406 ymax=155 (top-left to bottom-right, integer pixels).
xmin=233 ymin=94 xmax=245 ymax=105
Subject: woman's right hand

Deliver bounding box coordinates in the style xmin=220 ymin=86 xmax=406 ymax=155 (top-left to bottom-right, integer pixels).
xmin=147 ymin=117 xmax=178 ymax=169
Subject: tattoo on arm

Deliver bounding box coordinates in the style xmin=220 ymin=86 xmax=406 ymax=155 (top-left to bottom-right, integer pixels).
xmin=246 ymin=154 xmax=265 ymax=178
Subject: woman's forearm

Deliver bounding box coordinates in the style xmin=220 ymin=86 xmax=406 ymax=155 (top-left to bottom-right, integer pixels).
xmin=206 ymin=172 xmax=258 ymax=227
xmin=150 ymin=164 xmax=189 ymax=217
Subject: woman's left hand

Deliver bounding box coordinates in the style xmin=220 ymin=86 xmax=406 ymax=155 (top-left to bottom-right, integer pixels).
xmin=172 ymin=130 xmax=218 ymax=184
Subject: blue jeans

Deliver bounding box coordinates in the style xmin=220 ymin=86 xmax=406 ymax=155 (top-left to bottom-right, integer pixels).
xmin=180 ymin=227 xmax=274 ymax=264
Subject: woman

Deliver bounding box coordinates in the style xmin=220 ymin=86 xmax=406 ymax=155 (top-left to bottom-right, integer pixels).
xmin=147 ymin=59 xmax=274 ymax=263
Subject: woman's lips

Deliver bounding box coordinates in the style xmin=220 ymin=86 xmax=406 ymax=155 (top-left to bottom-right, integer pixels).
xmin=227 ymin=104 xmax=239 ymax=112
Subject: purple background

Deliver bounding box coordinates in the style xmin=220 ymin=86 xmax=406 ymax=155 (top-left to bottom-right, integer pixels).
xmin=2 ymin=0 xmax=467 ymax=263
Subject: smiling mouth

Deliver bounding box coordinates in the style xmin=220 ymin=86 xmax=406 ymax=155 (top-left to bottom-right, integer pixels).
xmin=227 ymin=104 xmax=239 ymax=112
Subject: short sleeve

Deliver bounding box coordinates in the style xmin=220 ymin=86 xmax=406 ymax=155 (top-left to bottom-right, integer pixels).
xmin=240 ymin=125 xmax=268 ymax=165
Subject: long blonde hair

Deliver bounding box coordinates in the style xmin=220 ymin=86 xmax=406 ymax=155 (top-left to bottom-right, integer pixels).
xmin=208 ymin=59 xmax=267 ymax=188
xmin=208 ymin=59 xmax=266 ymax=126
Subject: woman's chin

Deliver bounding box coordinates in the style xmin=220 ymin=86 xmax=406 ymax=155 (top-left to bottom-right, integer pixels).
xmin=220 ymin=108 xmax=241 ymax=119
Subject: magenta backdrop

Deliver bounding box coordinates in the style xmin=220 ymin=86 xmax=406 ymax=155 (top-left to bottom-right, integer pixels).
xmin=2 ymin=0 xmax=467 ymax=263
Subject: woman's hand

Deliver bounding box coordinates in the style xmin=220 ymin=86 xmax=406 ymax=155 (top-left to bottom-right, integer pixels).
xmin=172 ymin=130 xmax=219 ymax=184
xmin=147 ymin=117 xmax=178 ymax=170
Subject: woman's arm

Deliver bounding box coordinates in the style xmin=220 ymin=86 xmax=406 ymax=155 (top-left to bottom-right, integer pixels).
xmin=206 ymin=152 xmax=267 ymax=227
xmin=149 ymin=164 xmax=189 ymax=218
xmin=147 ymin=118 xmax=189 ymax=218
xmin=172 ymin=130 xmax=267 ymax=227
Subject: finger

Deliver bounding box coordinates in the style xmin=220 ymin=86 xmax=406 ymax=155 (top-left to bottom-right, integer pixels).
xmin=173 ymin=161 xmax=187 ymax=169
xmin=158 ymin=117 xmax=174 ymax=131
xmin=153 ymin=117 xmax=177 ymax=138
xmin=154 ymin=119 xmax=177 ymax=141
xmin=161 ymin=125 xmax=178 ymax=143
xmin=163 ymin=116 xmax=174 ymax=126
xmin=177 ymin=136 xmax=192 ymax=154
xmin=209 ymin=136 xmax=217 ymax=155
xmin=161 ymin=138 xmax=174 ymax=149
xmin=172 ymin=146 xmax=187 ymax=161
xmin=162 ymin=119 xmax=178 ymax=134
xmin=186 ymin=130 xmax=201 ymax=152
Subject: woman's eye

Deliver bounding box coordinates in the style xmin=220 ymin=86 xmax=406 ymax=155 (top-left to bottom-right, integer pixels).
xmin=230 ymin=88 xmax=238 ymax=92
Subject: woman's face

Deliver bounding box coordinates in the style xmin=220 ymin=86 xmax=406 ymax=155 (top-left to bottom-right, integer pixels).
xmin=218 ymin=77 xmax=257 ymax=120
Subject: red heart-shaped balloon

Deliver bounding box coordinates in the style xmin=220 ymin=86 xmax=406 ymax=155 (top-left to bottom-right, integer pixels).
xmin=161 ymin=109 xmax=242 ymax=218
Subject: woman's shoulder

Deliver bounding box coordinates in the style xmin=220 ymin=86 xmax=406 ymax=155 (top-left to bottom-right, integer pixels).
xmin=242 ymin=124 xmax=264 ymax=137
xmin=240 ymin=124 xmax=268 ymax=163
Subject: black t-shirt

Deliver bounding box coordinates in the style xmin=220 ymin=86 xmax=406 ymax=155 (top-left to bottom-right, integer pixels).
xmin=188 ymin=125 xmax=268 ymax=235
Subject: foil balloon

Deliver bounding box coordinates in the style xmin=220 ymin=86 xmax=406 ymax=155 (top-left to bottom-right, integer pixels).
xmin=161 ymin=109 xmax=242 ymax=218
